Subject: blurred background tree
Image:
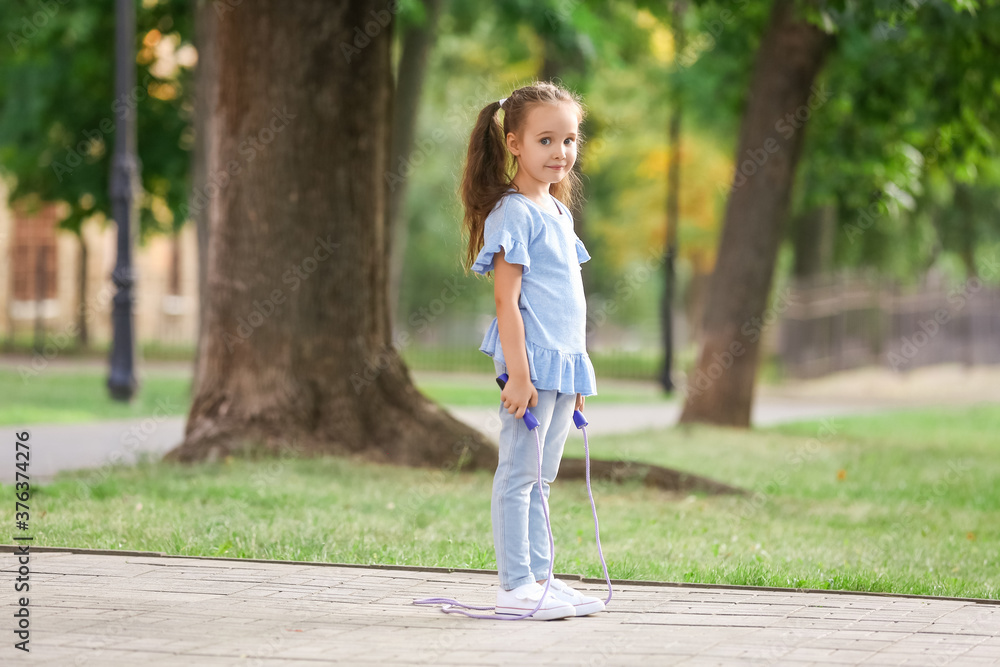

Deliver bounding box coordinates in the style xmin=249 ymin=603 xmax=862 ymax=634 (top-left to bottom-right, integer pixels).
xmin=1 ymin=0 xmax=998 ymax=441
xmin=0 ymin=0 xmax=193 ymax=346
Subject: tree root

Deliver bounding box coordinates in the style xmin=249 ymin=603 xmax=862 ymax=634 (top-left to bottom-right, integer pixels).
xmin=559 ymin=457 xmax=746 ymax=495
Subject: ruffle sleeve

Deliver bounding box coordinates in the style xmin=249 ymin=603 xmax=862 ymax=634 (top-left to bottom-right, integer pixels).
xmin=471 ymin=198 xmax=534 ymax=276
xmin=472 ymin=229 xmax=531 ymax=276
xmin=575 ymin=237 xmax=592 ymax=264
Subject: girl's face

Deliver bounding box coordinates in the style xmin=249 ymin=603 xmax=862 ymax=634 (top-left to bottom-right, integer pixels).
xmin=506 ymin=102 xmax=579 ymax=192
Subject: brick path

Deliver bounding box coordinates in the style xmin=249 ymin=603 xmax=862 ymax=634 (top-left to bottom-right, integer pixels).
xmin=2 ymin=548 xmax=998 ymax=666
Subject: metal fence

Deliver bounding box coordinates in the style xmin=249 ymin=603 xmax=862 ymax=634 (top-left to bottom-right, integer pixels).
xmin=777 ymin=272 xmax=1000 ymax=378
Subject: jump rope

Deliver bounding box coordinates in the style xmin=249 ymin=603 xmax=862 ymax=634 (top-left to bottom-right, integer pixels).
xmin=412 ymin=373 xmax=613 ymax=620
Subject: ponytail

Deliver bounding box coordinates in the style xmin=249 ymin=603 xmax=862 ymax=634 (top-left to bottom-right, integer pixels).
xmin=460 ymin=101 xmax=514 ymax=276
xmin=460 ymin=82 xmax=587 ymax=278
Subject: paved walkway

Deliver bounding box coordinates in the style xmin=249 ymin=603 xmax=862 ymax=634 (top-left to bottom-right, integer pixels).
xmin=2 ymin=548 xmax=998 ymax=666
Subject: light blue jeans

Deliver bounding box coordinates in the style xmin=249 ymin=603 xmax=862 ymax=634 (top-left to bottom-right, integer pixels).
xmin=492 ymin=359 xmax=577 ymax=591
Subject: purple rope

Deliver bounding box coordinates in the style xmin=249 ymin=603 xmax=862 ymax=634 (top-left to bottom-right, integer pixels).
xmin=583 ymin=425 xmax=613 ymax=606
xmin=413 ymin=421 xmax=612 ymax=619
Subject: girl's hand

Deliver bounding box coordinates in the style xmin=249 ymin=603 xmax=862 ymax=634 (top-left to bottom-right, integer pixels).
xmin=575 ymin=393 xmax=585 ymax=411
xmin=502 ymin=375 xmax=538 ymax=420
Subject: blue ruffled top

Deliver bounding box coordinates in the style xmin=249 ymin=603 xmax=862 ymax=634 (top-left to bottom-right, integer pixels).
xmin=472 ymin=188 xmax=597 ymax=396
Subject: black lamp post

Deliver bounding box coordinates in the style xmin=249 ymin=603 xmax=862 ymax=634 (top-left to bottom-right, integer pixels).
xmin=107 ymin=0 xmax=140 ymax=401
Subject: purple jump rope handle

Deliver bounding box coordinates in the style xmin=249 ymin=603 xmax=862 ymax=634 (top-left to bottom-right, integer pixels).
xmin=496 ymin=373 xmax=539 ymax=430
xmin=496 ymin=373 xmax=588 ymax=431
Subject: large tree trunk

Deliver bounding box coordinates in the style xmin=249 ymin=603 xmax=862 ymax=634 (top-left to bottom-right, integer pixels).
xmin=387 ymin=0 xmax=443 ymax=328
xmin=165 ymin=0 xmax=496 ymax=471
xmin=679 ymin=0 xmax=834 ymax=427
xmin=684 ymin=267 xmax=711 ymax=347
xmin=190 ymin=0 xmax=217 ymax=376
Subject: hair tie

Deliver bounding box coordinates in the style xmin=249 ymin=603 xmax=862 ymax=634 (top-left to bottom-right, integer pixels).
xmin=498 ymin=98 xmax=507 ymax=107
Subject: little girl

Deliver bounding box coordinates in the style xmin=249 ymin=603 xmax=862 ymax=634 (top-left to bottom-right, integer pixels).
xmin=461 ymin=81 xmax=605 ymax=620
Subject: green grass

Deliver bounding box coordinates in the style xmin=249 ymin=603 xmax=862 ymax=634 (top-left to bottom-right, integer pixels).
xmin=0 ymin=366 xmax=674 ymax=425
xmin=2 ymin=334 xmax=197 ymax=361
xmin=0 ymin=368 xmax=193 ymax=425
xmin=10 ymin=404 xmax=998 ymax=600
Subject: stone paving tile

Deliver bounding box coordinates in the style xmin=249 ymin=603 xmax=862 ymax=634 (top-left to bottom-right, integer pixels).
xmin=2 ymin=550 xmax=999 ymax=666
xmin=623 ymin=612 xmax=779 ymax=627
xmin=672 ymin=658 xmax=755 ymax=666
xmin=856 ymin=654 xmax=927 ymax=665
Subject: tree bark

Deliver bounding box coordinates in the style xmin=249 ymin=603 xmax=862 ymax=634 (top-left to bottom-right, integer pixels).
xmin=165 ymin=0 xmax=496 ymax=471
xmin=685 ymin=268 xmax=711 ymax=347
xmin=679 ymin=0 xmax=834 ymax=427
xmin=190 ymin=0 xmax=218 ymax=376
xmin=387 ymin=0 xmax=443 ymax=329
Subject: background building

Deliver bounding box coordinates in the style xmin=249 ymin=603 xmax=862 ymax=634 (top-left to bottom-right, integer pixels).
xmin=0 ymin=179 xmax=199 ymax=350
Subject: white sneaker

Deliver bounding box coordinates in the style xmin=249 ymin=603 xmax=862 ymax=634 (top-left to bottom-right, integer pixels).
xmin=544 ymin=578 xmax=606 ymax=616
xmin=495 ymin=582 xmax=575 ymax=620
